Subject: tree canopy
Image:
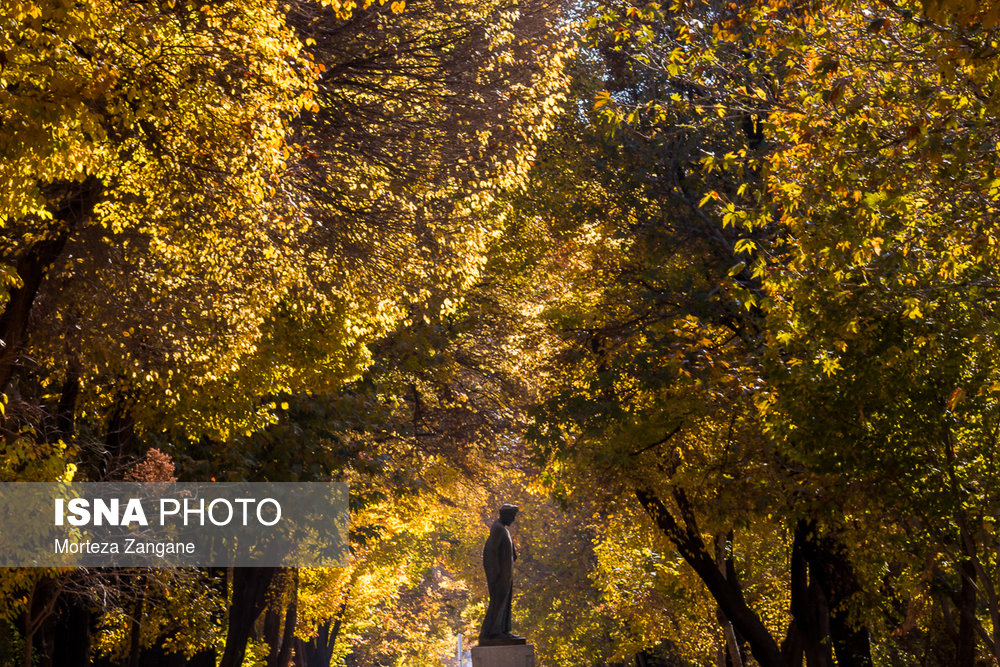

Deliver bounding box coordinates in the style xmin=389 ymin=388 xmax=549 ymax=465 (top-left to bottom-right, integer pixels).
xmin=4 ymin=0 xmax=1000 ymax=664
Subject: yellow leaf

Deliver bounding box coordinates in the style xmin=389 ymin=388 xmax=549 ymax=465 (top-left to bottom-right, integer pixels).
xmin=947 ymin=388 xmax=965 ymax=409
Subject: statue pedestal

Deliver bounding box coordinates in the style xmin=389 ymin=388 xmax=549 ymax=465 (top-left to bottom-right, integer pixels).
xmin=471 ymin=643 xmax=535 ymax=667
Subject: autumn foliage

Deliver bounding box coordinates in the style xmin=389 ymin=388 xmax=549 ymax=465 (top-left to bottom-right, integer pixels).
xmin=3 ymin=0 xmax=1000 ymax=664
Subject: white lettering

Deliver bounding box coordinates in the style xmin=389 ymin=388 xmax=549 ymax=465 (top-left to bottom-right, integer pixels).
xmin=53 ymin=540 xmax=120 ymax=554
xmin=159 ymin=498 xmax=180 ymax=524
xmin=235 ymin=498 xmax=254 ymax=526
xmin=208 ymin=499 xmax=233 ymax=526
xmin=257 ymin=498 xmax=281 ymax=526
xmin=183 ymin=498 xmax=205 ymax=526
xmin=93 ymin=498 xmax=117 ymax=526
xmin=121 ymin=498 xmax=148 ymax=526
xmin=67 ymin=498 xmax=90 ymax=526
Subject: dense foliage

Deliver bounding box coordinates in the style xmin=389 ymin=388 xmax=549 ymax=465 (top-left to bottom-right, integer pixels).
xmin=3 ymin=0 xmax=1000 ymax=664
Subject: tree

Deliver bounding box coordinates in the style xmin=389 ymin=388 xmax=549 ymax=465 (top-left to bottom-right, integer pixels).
xmin=517 ymin=0 xmax=1000 ymax=663
xmin=0 ymin=0 xmax=573 ymax=663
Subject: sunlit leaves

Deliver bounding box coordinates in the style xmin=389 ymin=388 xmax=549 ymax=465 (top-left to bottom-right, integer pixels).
xmin=0 ymin=1 xmax=574 ymax=660
xmin=518 ymin=0 xmax=1000 ymax=660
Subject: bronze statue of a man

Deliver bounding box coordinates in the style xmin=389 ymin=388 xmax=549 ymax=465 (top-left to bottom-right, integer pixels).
xmin=479 ymin=504 xmax=525 ymax=645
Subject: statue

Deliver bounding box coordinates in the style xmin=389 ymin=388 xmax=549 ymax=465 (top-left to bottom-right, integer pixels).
xmin=478 ymin=504 xmax=526 ymax=645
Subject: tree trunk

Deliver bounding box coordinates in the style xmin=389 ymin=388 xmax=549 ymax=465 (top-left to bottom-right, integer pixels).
xmin=715 ymin=533 xmax=744 ymax=667
xmin=785 ymin=520 xmax=834 ymax=667
xmin=51 ymin=595 xmax=92 ymax=667
xmin=184 ymin=569 xmax=227 ymax=667
xmin=636 ymin=488 xmax=786 ymax=667
xmin=958 ymin=517 xmax=1000 ymax=662
xmin=185 ymin=649 xmax=216 ymax=667
xmin=298 ymin=622 xmax=334 ymax=667
xmin=130 ymin=644 xmax=186 ymax=667
xmin=957 ymin=558 xmax=977 ymax=667
xmin=125 ymin=587 xmax=144 ymax=667
xmin=53 ymin=359 xmax=81 ymax=441
xmin=801 ymin=526 xmax=872 ymax=667
xmin=22 ymin=577 xmax=61 ymax=667
xmin=273 ymin=571 xmax=298 ymax=667
xmin=298 ymin=593 xmax=348 ymax=667
xmin=263 ymin=599 xmax=282 ymax=665
xmin=0 ymin=178 xmax=100 ymax=391
xmin=101 ymin=397 xmax=136 ymax=480
xmin=219 ymin=567 xmax=278 ymax=667
xmin=781 ymin=524 xmax=806 ymax=666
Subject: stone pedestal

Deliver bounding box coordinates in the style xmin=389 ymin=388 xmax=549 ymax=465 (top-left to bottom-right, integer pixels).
xmin=471 ymin=643 xmax=535 ymax=667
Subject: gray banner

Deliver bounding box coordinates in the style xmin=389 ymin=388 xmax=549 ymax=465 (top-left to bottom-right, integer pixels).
xmin=0 ymin=483 xmax=348 ymax=567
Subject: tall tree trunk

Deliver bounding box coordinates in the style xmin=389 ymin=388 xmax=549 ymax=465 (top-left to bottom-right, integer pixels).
xmin=786 ymin=520 xmax=834 ymax=667
xmin=715 ymin=532 xmax=744 ymax=667
xmin=781 ymin=523 xmax=806 ymax=666
xmin=0 ymin=234 xmax=71 ymax=390
xmin=636 ymin=488 xmax=786 ymax=667
xmin=263 ymin=599 xmax=282 ymax=665
xmin=130 ymin=644 xmax=186 ymax=667
xmin=101 ymin=397 xmax=136 ymax=479
xmin=0 ymin=178 xmax=100 ymax=391
xmin=51 ymin=595 xmax=92 ymax=667
xmin=273 ymin=571 xmax=298 ymax=667
xmin=184 ymin=568 xmax=227 ymax=667
xmin=959 ymin=520 xmax=1000 ymax=662
xmin=125 ymin=586 xmax=145 ymax=667
xmin=22 ymin=577 xmax=62 ymax=667
xmin=52 ymin=358 xmax=81 ymax=441
xmin=298 ymin=592 xmax=349 ymax=667
xmin=957 ymin=558 xmax=977 ymax=667
xmin=945 ymin=430 xmax=995 ymax=663
xmin=219 ymin=567 xmax=278 ymax=667
xmin=801 ymin=527 xmax=872 ymax=667
xmin=185 ymin=649 xmax=216 ymax=667
xmin=298 ymin=622 xmax=334 ymax=667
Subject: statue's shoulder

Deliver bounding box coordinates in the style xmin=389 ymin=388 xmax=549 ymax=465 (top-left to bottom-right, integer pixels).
xmin=485 ymin=519 xmax=507 ymax=542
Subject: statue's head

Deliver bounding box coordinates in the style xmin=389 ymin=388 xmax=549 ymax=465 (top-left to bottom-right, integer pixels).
xmin=499 ymin=504 xmax=519 ymax=526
